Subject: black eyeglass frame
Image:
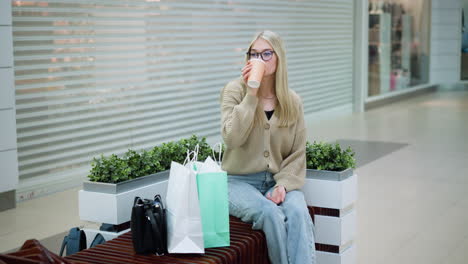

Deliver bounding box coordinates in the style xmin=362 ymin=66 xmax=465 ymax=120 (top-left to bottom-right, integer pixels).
xmin=246 ymin=50 xmax=276 ymax=61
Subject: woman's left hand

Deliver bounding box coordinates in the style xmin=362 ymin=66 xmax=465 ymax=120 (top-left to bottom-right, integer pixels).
xmin=266 ymin=185 xmax=286 ymax=205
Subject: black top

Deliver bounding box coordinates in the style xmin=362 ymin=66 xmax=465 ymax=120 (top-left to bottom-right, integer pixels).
xmin=265 ymin=110 xmax=274 ymax=120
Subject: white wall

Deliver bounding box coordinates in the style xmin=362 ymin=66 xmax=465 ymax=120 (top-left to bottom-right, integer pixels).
xmin=431 ymin=0 xmax=462 ymax=85
xmin=0 ymin=0 xmax=19 ymax=195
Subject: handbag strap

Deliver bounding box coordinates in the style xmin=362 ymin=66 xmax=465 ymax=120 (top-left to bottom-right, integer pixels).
xmin=144 ymin=206 xmax=165 ymax=256
xmin=59 ymin=236 xmax=68 ymax=256
xmin=154 ymin=195 xmax=167 ymax=249
xmin=90 ymin=233 xmax=106 ymax=248
xmin=154 ymin=194 xmax=164 ymax=210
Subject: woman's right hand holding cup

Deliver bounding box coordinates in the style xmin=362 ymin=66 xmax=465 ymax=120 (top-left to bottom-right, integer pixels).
xmin=241 ymin=61 xmax=257 ymax=96
xmin=241 ymin=61 xmax=251 ymax=82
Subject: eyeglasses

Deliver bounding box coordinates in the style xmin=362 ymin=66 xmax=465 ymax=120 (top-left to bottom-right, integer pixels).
xmin=246 ymin=50 xmax=276 ymax=61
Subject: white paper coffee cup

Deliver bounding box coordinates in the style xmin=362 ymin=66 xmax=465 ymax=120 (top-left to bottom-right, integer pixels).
xmin=247 ymin=59 xmax=266 ymax=88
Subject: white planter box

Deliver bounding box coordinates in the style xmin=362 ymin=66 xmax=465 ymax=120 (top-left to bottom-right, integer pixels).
xmin=79 ymin=180 xmax=168 ymax=225
xmin=303 ymin=172 xmax=358 ymax=264
xmin=315 ymin=209 xmax=356 ymax=246
xmin=302 ymin=174 xmax=357 ymax=210
xmin=317 ymin=244 xmax=356 ymax=264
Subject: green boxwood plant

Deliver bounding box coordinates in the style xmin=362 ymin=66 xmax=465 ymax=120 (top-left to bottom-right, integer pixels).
xmin=88 ymin=135 xmax=213 ymax=183
xmin=306 ymin=141 xmax=356 ymax=171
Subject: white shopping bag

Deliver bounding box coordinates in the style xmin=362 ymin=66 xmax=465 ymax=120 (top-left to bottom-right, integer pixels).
xmin=165 ymin=150 xmax=205 ymax=254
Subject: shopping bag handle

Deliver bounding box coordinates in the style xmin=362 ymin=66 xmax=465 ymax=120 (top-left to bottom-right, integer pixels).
xmin=212 ymin=143 xmax=223 ymax=165
xmin=183 ymin=145 xmax=199 ymax=165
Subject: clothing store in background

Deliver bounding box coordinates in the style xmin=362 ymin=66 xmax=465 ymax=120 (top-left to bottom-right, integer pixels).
xmin=368 ymin=0 xmax=431 ymax=97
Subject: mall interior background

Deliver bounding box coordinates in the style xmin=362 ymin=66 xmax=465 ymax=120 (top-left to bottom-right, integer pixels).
xmin=2 ymin=1 xmax=468 ymax=263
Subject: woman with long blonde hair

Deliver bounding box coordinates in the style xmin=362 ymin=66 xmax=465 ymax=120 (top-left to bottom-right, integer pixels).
xmin=220 ymin=30 xmax=316 ymax=264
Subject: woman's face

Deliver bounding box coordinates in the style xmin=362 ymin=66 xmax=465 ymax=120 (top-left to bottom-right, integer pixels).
xmin=249 ymin=38 xmax=277 ymax=77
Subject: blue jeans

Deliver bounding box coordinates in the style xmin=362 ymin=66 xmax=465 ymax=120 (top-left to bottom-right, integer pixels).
xmin=228 ymin=171 xmax=316 ymax=264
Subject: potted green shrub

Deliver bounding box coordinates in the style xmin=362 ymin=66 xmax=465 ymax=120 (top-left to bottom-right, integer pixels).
xmin=303 ymin=141 xmax=358 ymax=259
xmin=79 ymin=135 xmax=213 ymax=225
xmin=83 ymin=135 xmax=212 ymax=193
xmin=305 ymin=141 xmax=356 ymax=181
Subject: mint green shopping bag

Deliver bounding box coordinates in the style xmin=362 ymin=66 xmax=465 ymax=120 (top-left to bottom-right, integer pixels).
xmin=196 ymin=157 xmax=230 ymax=248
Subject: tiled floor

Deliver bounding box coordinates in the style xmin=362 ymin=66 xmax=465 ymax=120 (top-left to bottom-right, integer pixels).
xmin=335 ymin=139 xmax=409 ymax=167
xmin=1 ymin=89 xmax=468 ymax=264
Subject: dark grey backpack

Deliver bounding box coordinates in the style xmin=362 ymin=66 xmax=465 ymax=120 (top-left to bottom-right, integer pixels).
xmin=60 ymin=227 xmax=105 ymax=256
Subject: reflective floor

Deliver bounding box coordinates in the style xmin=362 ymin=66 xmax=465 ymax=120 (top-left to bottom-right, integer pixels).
xmin=1 ymin=89 xmax=468 ymax=264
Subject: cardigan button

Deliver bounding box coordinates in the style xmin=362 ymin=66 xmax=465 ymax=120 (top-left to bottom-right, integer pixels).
xmin=264 ymin=123 xmax=270 ymax=130
xmin=264 ymin=151 xmax=270 ymax=158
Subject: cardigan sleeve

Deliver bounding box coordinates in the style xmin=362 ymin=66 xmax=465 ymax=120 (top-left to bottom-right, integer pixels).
xmin=220 ymin=80 xmax=259 ymax=148
xmin=273 ymin=98 xmax=307 ymax=191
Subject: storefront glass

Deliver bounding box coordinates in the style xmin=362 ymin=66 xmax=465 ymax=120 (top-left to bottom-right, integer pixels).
xmin=368 ymin=0 xmax=431 ymax=97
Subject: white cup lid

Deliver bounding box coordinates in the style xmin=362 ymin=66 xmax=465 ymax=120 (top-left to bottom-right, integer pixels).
xmin=249 ymin=58 xmax=266 ymax=64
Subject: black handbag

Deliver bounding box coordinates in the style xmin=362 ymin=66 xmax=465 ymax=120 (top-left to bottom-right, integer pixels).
xmin=131 ymin=195 xmax=167 ymax=255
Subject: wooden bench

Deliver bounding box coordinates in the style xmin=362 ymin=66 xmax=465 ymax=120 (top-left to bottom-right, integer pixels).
xmin=65 ymin=208 xmax=317 ymax=264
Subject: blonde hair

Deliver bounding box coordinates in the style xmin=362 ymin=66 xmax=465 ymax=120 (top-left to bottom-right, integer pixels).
xmin=244 ymin=30 xmax=299 ymax=127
